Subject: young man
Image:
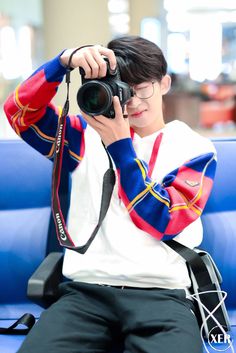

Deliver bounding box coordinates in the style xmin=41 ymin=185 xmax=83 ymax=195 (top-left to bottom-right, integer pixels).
xmin=4 ymin=36 xmax=216 ymax=353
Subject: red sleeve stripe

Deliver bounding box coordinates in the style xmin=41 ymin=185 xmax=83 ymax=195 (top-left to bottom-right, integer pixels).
xmin=129 ymin=208 xmax=164 ymax=240
xmin=69 ymin=115 xmax=84 ymax=132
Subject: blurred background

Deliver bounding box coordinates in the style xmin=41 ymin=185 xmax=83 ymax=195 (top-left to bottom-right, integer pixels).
xmin=1 ymin=0 xmax=236 ymax=139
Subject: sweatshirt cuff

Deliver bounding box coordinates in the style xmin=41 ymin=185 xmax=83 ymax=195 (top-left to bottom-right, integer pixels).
xmin=39 ymin=52 xmax=67 ymax=83
xmin=107 ymin=138 xmax=137 ymax=167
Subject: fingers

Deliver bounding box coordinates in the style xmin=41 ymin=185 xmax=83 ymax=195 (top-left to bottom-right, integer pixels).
xmin=96 ymin=46 xmax=116 ymax=71
xmin=81 ymin=111 xmax=97 ymax=125
xmin=80 ymin=111 xmax=106 ymax=130
xmin=86 ymin=48 xmax=111 ymax=78
xmin=82 ymin=46 xmax=116 ymax=79
xmin=60 ymin=45 xmax=116 ymax=80
xmin=83 ymin=97 xmax=123 ymax=121
xmin=113 ymin=96 xmax=123 ymax=120
xmin=81 ymin=97 xmax=130 ymax=146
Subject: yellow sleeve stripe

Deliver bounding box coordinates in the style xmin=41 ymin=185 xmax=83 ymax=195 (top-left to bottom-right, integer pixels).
xmin=46 ymin=147 xmax=83 ymax=161
xmin=189 ymin=186 xmax=203 ymax=207
xmin=45 ymin=143 xmax=55 ymax=159
xmin=69 ymin=150 xmax=83 ymax=162
xmin=134 ymin=159 xmax=171 ymax=208
xmin=169 ymin=204 xmax=201 ymax=216
xmin=149 ymin=188 xmax=170 ymax=207
xmin=187 ymin=153 xmax=215 ymax=206
xmin=135 ymin=158 xmax=146 ymax=180
xmin=31 ymin=124 xmax=56 ymax=142
xmin=191 ymin=205 xmax=202 ymax=215
xmin=12 ymin=111 xmax=21 ymax=127
xmin=15 ymin=124 xmax=21 ymax=136
xmin=14 ymin=85 xmax=38 ymax=127
xmin=33 ymin=105 xmax=64 ymax=143
xmin=127 ymin=182 xmax=155 ymax=211
xmin=57 ymin=106 xmax=82 ymax=162
xmin=15 ymin=85 xmax=38 ymax=111
xmin=14 ymin=84 xmax=23 ymax=109
xmin=168 ymin=183 xmax=203 ymax=213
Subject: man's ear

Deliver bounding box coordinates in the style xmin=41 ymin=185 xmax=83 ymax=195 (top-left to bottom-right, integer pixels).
xmin=160 ymin=74 xmax=171 ymax=95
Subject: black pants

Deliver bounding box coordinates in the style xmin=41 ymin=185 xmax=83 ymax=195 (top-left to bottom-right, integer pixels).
xmin=18 ymin=282 xmax=202 ymax=353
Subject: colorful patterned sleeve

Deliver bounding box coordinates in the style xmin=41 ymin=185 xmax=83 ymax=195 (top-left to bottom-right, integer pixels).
xmin=107 ymin=138 xmax=217 ymax=241
xmin=3 ymin=54 xmax=86 ymax=172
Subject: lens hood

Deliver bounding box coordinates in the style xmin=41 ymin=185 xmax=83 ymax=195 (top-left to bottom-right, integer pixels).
xmin=77 ymin=81 xmax=113 ymax=116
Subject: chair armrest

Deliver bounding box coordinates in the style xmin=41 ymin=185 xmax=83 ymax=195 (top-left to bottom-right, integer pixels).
xmin=27 ymin=252 xmax=64 ymax=308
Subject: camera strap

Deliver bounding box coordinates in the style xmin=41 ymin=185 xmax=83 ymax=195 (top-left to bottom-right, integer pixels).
xmin=51 ymin=47 xmax=116 ymax=254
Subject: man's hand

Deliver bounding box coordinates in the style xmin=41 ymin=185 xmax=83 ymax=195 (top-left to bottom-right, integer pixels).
xmin=81 ymin=96 xmax=130 ymax=147
xmin=60 ymin=45 xmax=116 ymax=79
xmin=60 ymin=45 xmax=130 ymax=146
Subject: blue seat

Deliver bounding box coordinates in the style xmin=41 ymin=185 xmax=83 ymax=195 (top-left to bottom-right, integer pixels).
xmin=0 ymin=138 xmax=235 ymax=353
xmin=0 ymin=139 xmax=69 ymax=353
xmin=201 ymin=138 xmax=236 ymax=352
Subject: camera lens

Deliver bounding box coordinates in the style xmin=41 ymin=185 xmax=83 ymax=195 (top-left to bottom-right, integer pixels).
xmin=83 ymin=86 xmax=106 ymax=112
xmin=77 ymin=81 xmax=112 ymax=116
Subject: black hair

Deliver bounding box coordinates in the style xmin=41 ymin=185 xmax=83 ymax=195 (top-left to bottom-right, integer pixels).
xmin=107 ymin=35 xmax=167 ymax=85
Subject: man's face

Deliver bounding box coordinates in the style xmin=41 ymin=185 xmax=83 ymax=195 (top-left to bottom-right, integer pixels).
xmin=125 ymin=76 xmax=170 ymax=136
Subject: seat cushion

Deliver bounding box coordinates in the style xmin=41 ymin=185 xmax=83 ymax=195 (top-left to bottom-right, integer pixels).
xmin=0 ymin=331 xmax=26 ymax=353
xmin=0 ymin=303 xmax=43 ymax=353
xmin=0 ymin=303 xmax=43 ymax=320
xmin=0 ymin=207 xmax=51 ymax=303
xmin=201 ymin=211 xmax=236 ymax=309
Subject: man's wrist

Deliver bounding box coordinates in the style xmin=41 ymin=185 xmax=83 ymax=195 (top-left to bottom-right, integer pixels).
xmin=59 ymin=49 xmax=72 ymax=68
xmin=107 ymin=138 xmax=137 ymax=167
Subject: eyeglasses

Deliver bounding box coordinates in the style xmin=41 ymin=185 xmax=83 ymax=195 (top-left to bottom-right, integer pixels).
xmin=131 ymin=81 xmax=155 ymax=100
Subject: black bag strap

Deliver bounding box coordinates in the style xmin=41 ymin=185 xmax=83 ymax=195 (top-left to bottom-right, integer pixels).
xmin=164 ymin=239 xmax=213 ymax=288
xmin=0 ymin=313 xmax=35 ymax=335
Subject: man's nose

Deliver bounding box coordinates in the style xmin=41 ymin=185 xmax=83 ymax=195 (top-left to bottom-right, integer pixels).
xmin=126 ymin=95 xmax=141 ymax=108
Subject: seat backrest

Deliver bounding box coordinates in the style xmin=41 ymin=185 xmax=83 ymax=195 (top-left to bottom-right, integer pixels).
xmin=201 ymin=138 xmax=236 ymax=309
xmin=0 ymin=139 xmax=67 ymax=305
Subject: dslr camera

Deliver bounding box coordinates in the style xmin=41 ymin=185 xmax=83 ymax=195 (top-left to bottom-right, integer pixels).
xmin=77 ymin=58 xmax=133 ymax=119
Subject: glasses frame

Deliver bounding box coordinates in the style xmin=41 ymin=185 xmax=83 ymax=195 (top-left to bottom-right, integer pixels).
xmin=132 ymin=81 xmax=156 ymax=100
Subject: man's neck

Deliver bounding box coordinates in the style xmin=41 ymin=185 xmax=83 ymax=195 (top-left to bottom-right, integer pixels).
xmin=133 ymin=121 xmax=165 ymax=138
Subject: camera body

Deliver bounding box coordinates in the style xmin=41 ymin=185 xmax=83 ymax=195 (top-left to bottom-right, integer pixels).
xmin=77 ymin=58 xmax=133 ymax=119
